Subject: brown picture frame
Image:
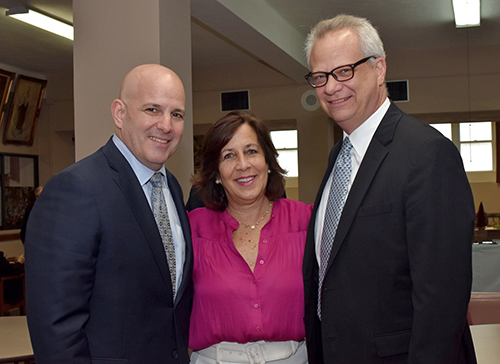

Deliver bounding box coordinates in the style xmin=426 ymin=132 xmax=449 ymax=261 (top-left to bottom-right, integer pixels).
xmin=0 ymin=69 xmax=15 ymax=127
xmin=3 ymin=75 xmax=47 ymax=146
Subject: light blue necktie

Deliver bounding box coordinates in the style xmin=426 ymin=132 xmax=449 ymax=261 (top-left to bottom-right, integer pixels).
xmin=150 ymin=172 xmax=176 ymax=295
xmin=318 ymin=137 xmax=353 ymax=319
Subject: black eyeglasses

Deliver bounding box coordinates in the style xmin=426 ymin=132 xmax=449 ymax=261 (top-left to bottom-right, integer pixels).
xmin=305 ymin=56 xmax=376 ymax=88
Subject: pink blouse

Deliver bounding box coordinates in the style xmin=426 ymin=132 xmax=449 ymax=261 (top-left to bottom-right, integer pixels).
xmin=188 ymin=199 xmax=313 ymax=350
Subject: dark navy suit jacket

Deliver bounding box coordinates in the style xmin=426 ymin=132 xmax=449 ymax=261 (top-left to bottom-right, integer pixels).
xmin=303 ymin=103 xmax=476 ymax=363
xmin=26 ymin=138 xmax=193 ymax=364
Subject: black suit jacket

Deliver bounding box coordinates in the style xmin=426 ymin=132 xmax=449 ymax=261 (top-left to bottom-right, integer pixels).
xmin=303 ymin=103 xmax=476 ymax=363
xmin=25 ymin=138 xmax=193 ymax=364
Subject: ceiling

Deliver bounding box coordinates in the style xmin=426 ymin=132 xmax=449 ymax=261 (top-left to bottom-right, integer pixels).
xmin=0 ymin=0 xmax=499 ymax=92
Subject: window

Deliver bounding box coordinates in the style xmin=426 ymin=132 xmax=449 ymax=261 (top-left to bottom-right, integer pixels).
xmin=430 ymin=122 xmax=493 ymax=172
xmin=270 ymin=130 xmax=298 ymax=177
xmin=431 ymin=123 xmax=452 ymax=140
xmin=459 ymin=122 xmax=493 ymax=172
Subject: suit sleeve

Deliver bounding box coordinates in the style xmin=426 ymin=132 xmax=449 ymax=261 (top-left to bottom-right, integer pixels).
xmin=25 ymin=169 xmax=100 ymax=364
xmin=405 ymin=135 xmax=475 ymax=362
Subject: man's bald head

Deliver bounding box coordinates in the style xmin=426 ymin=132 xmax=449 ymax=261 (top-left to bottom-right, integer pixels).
xmin=119 ymin=64 xmax=184 ymax=103
xmin=111 ymin=64 xmax=186 ymax=171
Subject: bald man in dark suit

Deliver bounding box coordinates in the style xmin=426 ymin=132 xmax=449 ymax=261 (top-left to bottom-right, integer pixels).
xmin=26 ymin=64 xmax=193 ymax=364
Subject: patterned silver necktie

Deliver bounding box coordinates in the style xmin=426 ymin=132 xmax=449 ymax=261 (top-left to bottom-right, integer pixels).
xmin=150 ymin=172 xmax=176 ymax=295
xmin=318 ymin=137 xmax=353 ymax=319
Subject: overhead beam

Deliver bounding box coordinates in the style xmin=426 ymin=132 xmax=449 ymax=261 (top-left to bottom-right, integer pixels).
xmin=191 ymin=0 xmax=308 ymax=84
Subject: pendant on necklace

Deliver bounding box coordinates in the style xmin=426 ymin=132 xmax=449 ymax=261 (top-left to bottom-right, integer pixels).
xmin=237 ymin=202 xmax=273 ymax=230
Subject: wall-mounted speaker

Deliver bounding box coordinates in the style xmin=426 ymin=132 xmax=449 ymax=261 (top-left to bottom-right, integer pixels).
xmin=220 ymin=90 xmax=249 ymax=111
xmin=301 ymin=90 xmax=320 ymax=111
xmin=386 ymin=80 xmax=409 ymax=102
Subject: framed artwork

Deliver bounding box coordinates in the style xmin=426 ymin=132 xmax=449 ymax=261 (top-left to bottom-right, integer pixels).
xmin=0 ymin=69 xmax=15 ymax=126
xmin=3 ymin=75 xmax=47 ymax=146
xmin=0 ymin=153 xmax=39 ymax=230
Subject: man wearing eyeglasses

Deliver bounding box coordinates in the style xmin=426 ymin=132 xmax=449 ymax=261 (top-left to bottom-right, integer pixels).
xmin=302 ymin=14 xmax=476 ymax=363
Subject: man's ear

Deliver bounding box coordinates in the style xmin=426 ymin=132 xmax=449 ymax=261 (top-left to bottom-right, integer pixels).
xmin=375 ymin=57 xmax=387 ymax=86
xmin=111 ymin=99 xmax=125 ymax=129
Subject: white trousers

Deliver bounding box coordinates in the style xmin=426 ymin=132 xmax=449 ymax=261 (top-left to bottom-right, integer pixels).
xmin=190 ymin=340 xmax=307 ymax=364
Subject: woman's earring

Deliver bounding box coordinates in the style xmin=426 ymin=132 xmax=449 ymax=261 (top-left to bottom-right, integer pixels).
xmin=215 ymin=179 xmax=221 ymax=184
xmin=268 ymin=169 xmax=271 ymax=174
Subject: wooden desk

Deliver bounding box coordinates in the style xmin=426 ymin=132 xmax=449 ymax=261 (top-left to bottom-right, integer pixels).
xmin=471 ymin=324 xmax=500 ymax=363
xmin=0 ymin=316 xmax=34 ymax=363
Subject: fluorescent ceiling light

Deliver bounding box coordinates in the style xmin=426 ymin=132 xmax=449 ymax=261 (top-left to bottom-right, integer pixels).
xmin=6 ymin=6 xmax=74 ymax=40
xmin=452 ymin=0 xmax=481 ymax=28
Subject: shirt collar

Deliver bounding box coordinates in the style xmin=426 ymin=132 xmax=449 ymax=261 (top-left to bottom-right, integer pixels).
xmin=346 ymin=98 xmax=390 ymax=159
xmin=112 ymin=134 xmax=166 ymax=186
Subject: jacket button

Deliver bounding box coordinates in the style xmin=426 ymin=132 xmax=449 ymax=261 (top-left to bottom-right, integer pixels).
xmin=172 ymin=349 xmax=179 ymax=359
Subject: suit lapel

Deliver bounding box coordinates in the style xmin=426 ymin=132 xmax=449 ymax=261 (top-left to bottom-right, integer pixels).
xmin=324 ymin=103 xmax=403 ymax=274
xmin=102 ymin=139 xmax=175 ymax=293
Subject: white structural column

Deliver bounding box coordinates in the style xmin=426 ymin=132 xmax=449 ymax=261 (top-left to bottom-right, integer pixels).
xmin=73 ymin=0 xmax=193 ymax=195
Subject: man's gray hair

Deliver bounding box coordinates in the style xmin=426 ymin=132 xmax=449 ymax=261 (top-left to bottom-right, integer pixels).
xmin=304 ymin=14 xmax=386 ymax=68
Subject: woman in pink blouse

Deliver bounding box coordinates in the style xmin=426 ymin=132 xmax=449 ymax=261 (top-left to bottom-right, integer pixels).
xmin=188 ymin=111 xmax=312 ymax=364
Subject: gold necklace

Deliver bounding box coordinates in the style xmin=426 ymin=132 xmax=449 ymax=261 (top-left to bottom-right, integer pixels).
xmin=237 ymin=202 xmax=272 ymax=229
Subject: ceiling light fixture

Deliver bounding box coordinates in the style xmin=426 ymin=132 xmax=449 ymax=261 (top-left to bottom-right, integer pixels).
xmin=452 ymin=0 xmax=481 ymax=28
xmin=6 ymin=6 xmax=73 ymax=40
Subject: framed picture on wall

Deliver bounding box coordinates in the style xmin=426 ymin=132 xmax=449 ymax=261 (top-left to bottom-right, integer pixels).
xmin=3 ymin=75 xmax=47 ymax=146
xmin=0 ymin=69 xmax=15 ymax=126
xmin=0 ymin=153 xmax=39 ymax=229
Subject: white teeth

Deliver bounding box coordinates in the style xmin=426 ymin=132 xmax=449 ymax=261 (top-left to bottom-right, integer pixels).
xmin=150 ymin=136 xmax=168 ymax=144
xmin=237 ymin=176 xmax=254 ymax=183
xmin=331 ymin=97 xmax=349 ymax=104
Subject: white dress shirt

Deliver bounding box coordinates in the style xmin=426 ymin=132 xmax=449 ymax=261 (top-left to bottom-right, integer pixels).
xmin=113 ymin=135 xmax=185 ymax=295
xmin=314 ymin=98 xmax=391 ymax=264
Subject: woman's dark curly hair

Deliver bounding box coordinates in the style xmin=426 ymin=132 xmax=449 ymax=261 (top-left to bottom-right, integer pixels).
xmin=192 ymin=111 xmax=286 ymax=211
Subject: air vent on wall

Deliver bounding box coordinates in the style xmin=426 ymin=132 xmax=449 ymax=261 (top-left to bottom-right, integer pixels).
xmin=386 ymin=80 xmax=409 ymax=102
xmin=221 ymin=90 xmax=249 ymax=111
